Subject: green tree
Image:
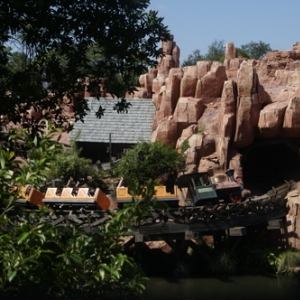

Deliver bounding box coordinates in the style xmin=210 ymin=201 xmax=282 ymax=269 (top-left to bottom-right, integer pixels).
xmin=0 ymin=0 xmax=169 ymax=131
xmin=0 ymin=120 xmax=63 ymax=210
xmin=116 ymin=141 xmax=185 ymax=187
xmin=45 ymin=139 xmax=107 ymax=192
xmin=204 ymin=39 xmax=225 ymax=62
xmin=7 ymin=51 xmax=28 ymax=73
xmin=182 ymin=49 xmax=204 ymax=67
xmin=0 ymin=121 xmax=150 ymax=298
xmin=241 ymin=41 xmax=272 ymax=60
xmin=236 ymin=47 xmax=251 ymax=59
xmin=0 ymin=204 xmax=149 ymax=298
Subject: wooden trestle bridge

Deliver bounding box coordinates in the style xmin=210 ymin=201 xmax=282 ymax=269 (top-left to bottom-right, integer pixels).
xmin=14 ymin=179 xmax=296 ymax=273
xmin=36 ymin=179 xmax=296 ymax=243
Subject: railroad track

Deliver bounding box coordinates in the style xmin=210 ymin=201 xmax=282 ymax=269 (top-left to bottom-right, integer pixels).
xmin=26 ymin=180 xmax=295 ymax=231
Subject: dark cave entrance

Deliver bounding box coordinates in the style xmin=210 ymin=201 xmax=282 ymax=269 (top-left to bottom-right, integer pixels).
xmin=240 ymin=139 xmax=300 ymax=195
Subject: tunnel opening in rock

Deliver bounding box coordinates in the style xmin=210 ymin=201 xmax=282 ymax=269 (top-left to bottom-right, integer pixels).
xmin=240 ymin=139 xmax=300 ymax=195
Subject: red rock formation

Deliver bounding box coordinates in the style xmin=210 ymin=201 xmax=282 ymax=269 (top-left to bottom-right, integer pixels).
xmin=136 ymin=37 xmax=300 ymax=180
xmin=195 ymin=63 xmax=227 ymax=102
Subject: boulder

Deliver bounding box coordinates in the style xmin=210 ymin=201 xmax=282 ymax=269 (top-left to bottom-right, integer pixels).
xmin=234 ymin=96 xmax=255 ymax=147
xmin=161 ymin=35 xmax=175 ymax=55
xmin=142 ymin=69 xmax=158 ymax=98
xmin=258 ymin=101 xmax=288 ymax=138
xmin=225 ymin=42 xmax=238 ymax=60
xmin=275 ymin=70 xmax=300 ymax=86
xmin=237 ymin=61 xmax=258 ymax=97
xmin=185 ymin=147 xmax=198 ymax=165
xmin=293 ymin=42 xmax=300 ymax=53
xmin=196 ymin=61 xmax=212 ymax=78
xmin=175 ymin=125 xmax=198 ymax=152
xmin=198 ymin=153 xmax=221 ymax=174
xmin=195 ymin=63 xmax=227 ymax=102
xmin=152 ymin=74 xmax=167 ymax=94
xmin=189 ymin=132 xmax=216 ymax=158
xmin=173 ymin=97 xmax=205 ymax=125
xmin=165 ymin=68 xmax=183 ymax=111
xmin=152 ymin=92 xmax=163 ymax=111
xmin=286 ymin=190 xmax=300 ymax=249
xmin=151 ymin=117 xmax=178 ymax=147
xmin=180 ymin=66 xmax=198 ymax=97
xmin=218 ymin=80 xmax=237 ymax=139
xmin=283 ymin=96 xmax=300 ymax=137
xmin=133 ymin=36 xmax=300 ymax=181
xmin=215 ymin=136 xmax=231 ymax=170
xmin=172 ymin=45 xmax=180 ymax=68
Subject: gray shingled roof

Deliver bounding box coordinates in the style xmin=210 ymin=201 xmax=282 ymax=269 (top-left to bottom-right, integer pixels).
xmin=70 ymin=97 xmax=155 ymax=143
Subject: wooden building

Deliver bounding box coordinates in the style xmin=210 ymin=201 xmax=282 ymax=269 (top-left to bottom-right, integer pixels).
xmin=70 ymin=97 xmax=155 ymax=164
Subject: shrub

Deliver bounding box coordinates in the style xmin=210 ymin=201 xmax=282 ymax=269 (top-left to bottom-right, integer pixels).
xmin=45 ymin=139 xmax=107 ymax=192
xmin=0 ymin=121 xmax=150 ymax=298
xmin=0 ymin=208 xmax=148 ymax=299
xmin=116 ymin=141 xmax=185 ymax=187
xmin=277 ymin=250 xmax=300 ymax=274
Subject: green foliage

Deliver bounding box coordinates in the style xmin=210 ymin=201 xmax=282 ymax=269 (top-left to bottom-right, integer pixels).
xmin=181 ymin=139 xmax=190 ymax=153
xmin=236 ymin=47 xmax=251 ymax=59
xmin=0 ymin=121 xmax=63 ymax=212
xmin=0 ymin=121 xmax=151 ymax=298
xmin=6 ymin=121 xmax=63 ymax=188
xmin=181 ymin=126 xmax=205 ymax=153
xmin=0 ymin=208 xmax=148 ymax=299
xmin=241 ymin=41 xmax=272 ymax=60
xmin=277 ymin=250 xmax=300 ymax=274
xmin=115 ymin=179 xmax=167 ymax=225
xmin=183 ymin=40 xmax=271 ymax=67
xmin=182 ymin=49 xmax=204 ymax=67
xmin=205 ymin=40 xmax=225 ymax=62
xmin=182 ymin=40 xmax=225 ymax=66
xmin=211 ymin=252 xmax=238 ymax=275
xmin=8 ymin=51 xmax=28 ymax=73
xmin=0 ymin=0 xmax=170 ymax=130
xmin=239 ymin=246 xmax=300 ymax=275
xmin=45 ymin=139 xmax=106 ymax=191
xmin=242 ymin=247 xmax=279 ymax=274
xmin=116 ymin=141 xmax=185 ymax=186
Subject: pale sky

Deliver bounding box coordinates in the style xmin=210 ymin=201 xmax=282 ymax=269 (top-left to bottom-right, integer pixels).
xmin=149 ymin=0 xmax=300 ymax=64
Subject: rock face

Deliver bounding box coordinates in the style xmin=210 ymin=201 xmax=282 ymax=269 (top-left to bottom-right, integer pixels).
xmin=286 ymin=189 xmax=300 ymax=249
xmin=136 ymin=37 xmax=300 ymax=180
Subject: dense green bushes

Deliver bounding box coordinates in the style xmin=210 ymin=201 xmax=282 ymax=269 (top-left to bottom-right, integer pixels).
xmin=45 ymin=138 xmax=108 ymax=192
xmin=0 ymin=122 xmax=149 ymax=298
xmin=115 ymin=141 xmax=185 ymax=187
xmin=0 ymin=208 xmax=148 ymax=299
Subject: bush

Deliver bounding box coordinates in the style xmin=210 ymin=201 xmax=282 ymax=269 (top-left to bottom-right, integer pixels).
xmin=0 ymin=121 xmax=150 ymax=298
xmin=0 ymin=208 xmax=148 ymax=299
xmin=45 ymin=139 xmax=108 ymax=192
xmin=277 ymin=250 xmax=300 ymax=274
xmin=116 ymin=141 xmax=185 ymax=187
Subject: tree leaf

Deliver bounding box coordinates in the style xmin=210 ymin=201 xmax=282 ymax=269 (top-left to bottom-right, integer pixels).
xmin=17 ymin=232 xmax=30 ymax=244
xmin=8 ymin=271 xmax=17 ymax=282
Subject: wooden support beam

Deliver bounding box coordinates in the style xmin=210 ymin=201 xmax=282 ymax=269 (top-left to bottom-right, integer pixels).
xmin=185 ymin=230 xmax=199 ymax=240
xmin=267 ymin=219 xmax=283 ymax=230
xmin=123 ymin=236 xmax=135 ymax=249
xmin=227 ymin=227 xmax=247 ymax=236
xmin=135 ymin=233 xmax=144 ymax=242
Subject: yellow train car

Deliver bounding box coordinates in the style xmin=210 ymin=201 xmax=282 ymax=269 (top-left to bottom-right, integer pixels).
xmin=42 ymin=187 xmax=110 ymax=210
xmin=15 ymin=185 xmax=45 ymax=207
xmin=116 ymin=185 xmax=179 ymax=207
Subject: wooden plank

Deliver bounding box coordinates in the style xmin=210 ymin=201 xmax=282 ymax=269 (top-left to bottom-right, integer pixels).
xmin=267 ymin=219 xmax=283 ymax=230
xmin=185 ymin=230 xmax=199 ymax=240
xmin=135 ymin=233 xmax=144 ymax=242
xmin=227 ymin=227 xmax=247 ymax=236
